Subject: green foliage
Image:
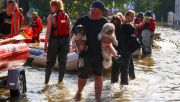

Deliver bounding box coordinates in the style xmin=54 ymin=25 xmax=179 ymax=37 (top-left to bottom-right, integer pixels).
xmin=63 ymin=0 xmax=128 ymax=18
xmin=19 ymin=0 xmax=30 ymax=14
xmin=63 ymin=0 xmax=174 ymax=21
xmin=28 ymin=0 xmax=50 ymax=17
xmin=153 ymin=0 xmax=175 ymax=21
xmin=1 ymin=0 xmax=174 ymax=22
xmin=0 ymin=0 xmax=3 ymax=10
xmin=134 ymin=0 xmax=175 ymax=21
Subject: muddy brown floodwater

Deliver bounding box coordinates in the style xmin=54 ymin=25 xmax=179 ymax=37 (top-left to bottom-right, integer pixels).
xmin=0 ymin=26 xmax=180 ymax=102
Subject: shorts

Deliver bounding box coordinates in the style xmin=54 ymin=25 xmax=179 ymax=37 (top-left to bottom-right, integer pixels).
xmin=78 ymin=55 xmax=103 ymax=79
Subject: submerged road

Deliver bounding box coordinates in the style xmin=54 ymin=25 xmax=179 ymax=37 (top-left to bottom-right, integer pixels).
xmin=0 ymin=26 xmax=180 ymax=102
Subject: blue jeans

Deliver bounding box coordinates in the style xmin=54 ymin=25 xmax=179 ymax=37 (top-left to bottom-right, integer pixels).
xmin=141 ymin=29 xmax=153 ymax=54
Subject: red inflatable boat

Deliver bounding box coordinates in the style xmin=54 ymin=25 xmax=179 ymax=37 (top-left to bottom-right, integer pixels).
xmin=0 ymin=42 xmax=30 ymax=72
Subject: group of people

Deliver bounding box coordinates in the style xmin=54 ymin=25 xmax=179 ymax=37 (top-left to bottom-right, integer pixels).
xmin=134 ymin=11 xmax=156 ymax=54
xmin=44 ymin=0 xmax=156 ymax=101
xmin=0 ymin=0 xmax=156 ymax=101
xmin=0 ymin=0 xmax=43 ymax=43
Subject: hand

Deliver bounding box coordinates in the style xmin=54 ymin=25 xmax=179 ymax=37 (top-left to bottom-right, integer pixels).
xmin=69 ymin=46 xmax=75 ymax=53
xmin=114 ymin=54 xmax=121 ymax=59
xmin=143 ymin=17 xmax=150 ymax=23
xmin=132 ymin=48 xmax=142 ymax=56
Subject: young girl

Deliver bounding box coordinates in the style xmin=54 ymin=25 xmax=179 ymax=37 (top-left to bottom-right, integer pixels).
xmin=110 ymin=15 xmax=123 ymax=83
xmin=29 ymin=12 xmax=43 ymax=43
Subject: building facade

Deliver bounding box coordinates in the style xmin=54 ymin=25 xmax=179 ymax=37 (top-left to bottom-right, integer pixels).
xmin=175 ymin=0 xmax=180 ymax=26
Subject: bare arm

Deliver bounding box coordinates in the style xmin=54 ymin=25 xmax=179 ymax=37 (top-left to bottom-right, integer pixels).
xmin=67 ymin=15 xmax=73 ymax=40
xmin=70 ymin=34 xmax=76 ymax=48
xmin=135 ymin=17 xmax=150 ymax=29
xmin=44 ymin=15 xmax=52 ymax=52
xmin=45 ymin=15 xmax=52 ymax=43
xmin=0 ymin=38 xmax=14 ymax=45
xmin=112 ymin=35 xmax=118 ymax=46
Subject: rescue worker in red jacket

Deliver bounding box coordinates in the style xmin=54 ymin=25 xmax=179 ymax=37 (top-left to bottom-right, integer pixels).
xmin=19 ymin=8 xmax=25 ymax=27
xmin=134 ymin=12 xmax=144 ymax=38
xmin=29 ymin=12 xmax=43 ymax=43
xmin=141 ymin=11 xmax=156 ymax=54
xmin=44 ymin=0 xmax=71 ymax=84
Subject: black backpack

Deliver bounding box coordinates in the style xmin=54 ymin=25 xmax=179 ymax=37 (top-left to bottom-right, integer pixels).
xmin=127 ymin=34 xmax=141 ymax=54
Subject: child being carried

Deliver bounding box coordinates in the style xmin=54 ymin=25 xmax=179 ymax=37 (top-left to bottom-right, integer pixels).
xmin=71 ymin=25 xmax=87 ymax=67
xmin=71 ymin=25 xmax=87 ymax=54
xmin=98 ymin=23 xmax=120 ymax=69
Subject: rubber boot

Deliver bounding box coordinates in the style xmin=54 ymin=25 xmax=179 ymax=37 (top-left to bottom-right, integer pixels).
xmin=58 ymin=66 xmax=66 ymax=83
xmin=45 ymin=68 xmax=51 ymax=84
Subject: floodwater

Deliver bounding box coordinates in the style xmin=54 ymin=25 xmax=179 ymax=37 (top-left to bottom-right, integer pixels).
xmin=1 ymin=26 xmax=180 ymax=102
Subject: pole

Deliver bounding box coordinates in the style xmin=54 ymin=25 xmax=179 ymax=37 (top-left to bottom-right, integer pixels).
xmin=152 ymin=0 xmax=153 ymax=13
xmin=150 ymin=0 xmax=153 ymax=13
xmin=151 ymin=0 xmax=153 ymax=13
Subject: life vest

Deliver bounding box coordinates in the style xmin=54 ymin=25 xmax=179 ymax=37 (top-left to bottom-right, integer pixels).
xmin=144 ymin=18 xmax=155 ymax=32
xmin=23 ymin=27 xmax=33 ymax=37
xmin=11 ymin=5 xmax=20 ymax=38
xmin=51 ymin=11 xmax=69 ymax=37
xmin=30 ymin=17 xmax=43 ymax=37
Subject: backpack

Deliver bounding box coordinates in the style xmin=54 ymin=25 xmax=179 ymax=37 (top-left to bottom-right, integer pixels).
xmin=127 ymin=34 xmax=141 ymax=54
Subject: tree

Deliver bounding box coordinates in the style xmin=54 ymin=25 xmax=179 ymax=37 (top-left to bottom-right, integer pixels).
xmin=16 ymin=0 xmax=175 ymax=22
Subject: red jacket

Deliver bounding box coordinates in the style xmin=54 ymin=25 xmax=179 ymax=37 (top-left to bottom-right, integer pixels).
xmin=144 ymin=18 xmax=156 ymax=32
xmin=149 ymin=18 xmax=156 ymax=32
xmin=11 ymin=6 xmax=20 ymax=37
xmin=30 ymin=17 xmax=43 ymax=38
xmin=134 ymin=18 xmax=143 ymax=37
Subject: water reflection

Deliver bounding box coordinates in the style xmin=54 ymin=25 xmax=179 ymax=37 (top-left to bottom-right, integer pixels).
xmin=135 ymin=55 xmax=155 ymax=72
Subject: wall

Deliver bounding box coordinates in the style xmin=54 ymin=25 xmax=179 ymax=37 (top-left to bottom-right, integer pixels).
xmin=175 ymin=0 xmax=180 ymax=26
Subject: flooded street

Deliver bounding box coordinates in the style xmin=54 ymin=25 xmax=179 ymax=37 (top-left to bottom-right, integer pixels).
xmin=1 ymin=26 xmax=180 ymax=102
